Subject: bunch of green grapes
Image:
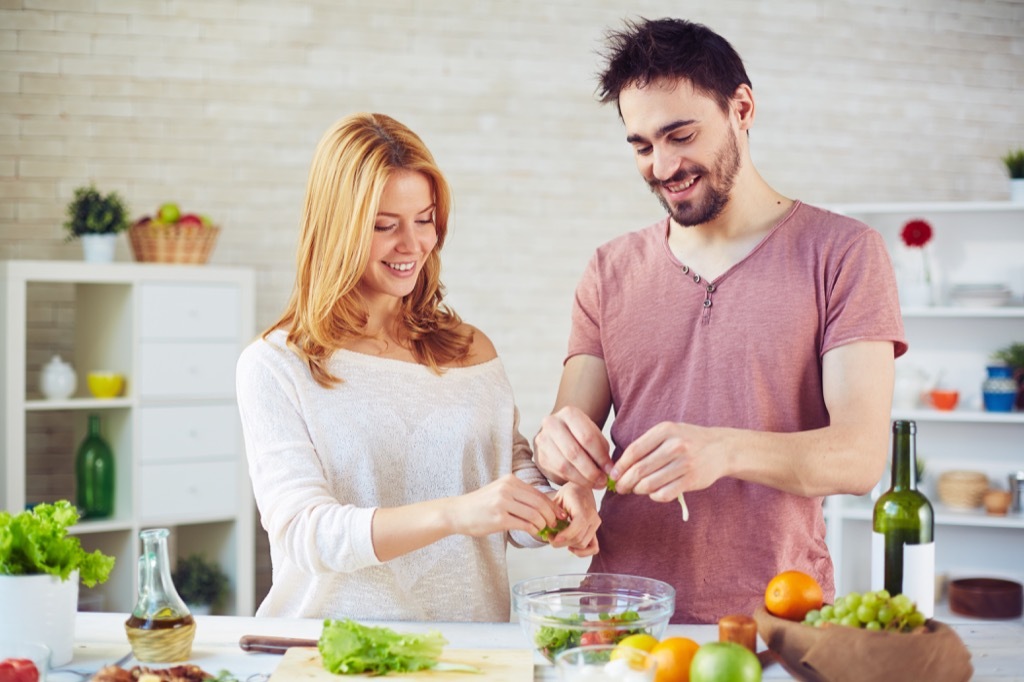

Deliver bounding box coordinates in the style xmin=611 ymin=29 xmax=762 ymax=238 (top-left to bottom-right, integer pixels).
xmin=802 ymin=590 xmax=927 ymax=632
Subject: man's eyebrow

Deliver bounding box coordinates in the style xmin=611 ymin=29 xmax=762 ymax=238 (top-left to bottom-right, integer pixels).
xmin=625 ymin=119 xmax=696 ymax=144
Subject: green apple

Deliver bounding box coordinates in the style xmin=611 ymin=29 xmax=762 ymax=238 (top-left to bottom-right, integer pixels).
xmin=690 ymin=642 xmax=761 ymax=682
xmin=158 ymin=202 xmax=181 ymax=223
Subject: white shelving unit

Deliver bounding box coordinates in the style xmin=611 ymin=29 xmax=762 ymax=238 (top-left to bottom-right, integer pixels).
xmin=0 ymin=260 xmax=256 ymax=615
xmin=822 ymin=202 xmax=1024 ymax=599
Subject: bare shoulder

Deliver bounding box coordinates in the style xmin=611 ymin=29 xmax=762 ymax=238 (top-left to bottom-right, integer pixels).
xmin=458 ymin=323 xmax=498 ymax=366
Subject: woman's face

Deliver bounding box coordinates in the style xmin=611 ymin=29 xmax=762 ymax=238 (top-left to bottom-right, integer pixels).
xmin=358 ymin=169 xmax=438 ymax=305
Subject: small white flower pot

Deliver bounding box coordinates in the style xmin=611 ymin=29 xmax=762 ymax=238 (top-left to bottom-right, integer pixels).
xmin=0 ymin=571 xmax=79 ymax=666
xmin=81 ymin=233 xmax=117 ymax=263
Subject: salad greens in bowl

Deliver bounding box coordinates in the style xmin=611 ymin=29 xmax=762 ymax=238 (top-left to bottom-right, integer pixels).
xmin=512 ymin=573 xmax=675 ymax=662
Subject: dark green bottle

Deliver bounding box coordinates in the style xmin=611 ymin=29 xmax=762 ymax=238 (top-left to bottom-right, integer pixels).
xmin=871 ymin=420 xmax=934 ymax=617
xmin=75 ymin=414 xmax=115 ymax=519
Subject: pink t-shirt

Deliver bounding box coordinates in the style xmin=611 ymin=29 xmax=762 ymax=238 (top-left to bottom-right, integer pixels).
xmin=568 ymin=201 xmax=907 ymax=624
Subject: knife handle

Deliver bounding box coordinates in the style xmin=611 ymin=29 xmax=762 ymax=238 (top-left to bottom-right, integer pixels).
xmin=239 ymin=635 xmax=318 ymax=654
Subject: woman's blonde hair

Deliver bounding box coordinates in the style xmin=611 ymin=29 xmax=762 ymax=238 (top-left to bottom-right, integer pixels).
xmin=267 ymin=112 xmax=470 ymax=386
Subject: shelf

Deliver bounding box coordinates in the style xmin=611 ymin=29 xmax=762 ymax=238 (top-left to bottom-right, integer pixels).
xmin=829 ymin=201 xmax=1024 ymax=215
xmin=900 ymin=306 xmax=1024 ymax=318
xmin=890 ymin=408 xmax=1024 ymax=424
xmin=831 ymin=498 xmax=1024 ymax=529
xmin=25 ymin=397 xmax=132 ymax=411
xmin=3 ymin=260 xmax=257 ymax=615
xmin=66 ymin=518 xmax=135 ymax=535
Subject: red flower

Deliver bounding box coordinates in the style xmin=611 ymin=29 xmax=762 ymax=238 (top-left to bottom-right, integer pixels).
xmin=900 ymin=219 xmax=933 ymax=248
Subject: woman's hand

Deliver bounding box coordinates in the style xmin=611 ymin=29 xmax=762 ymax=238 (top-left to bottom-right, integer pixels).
xmin=446 ymin=473 xmax=564 ymax=538
xmin=547 ymin=483 xmax=601 ymax=556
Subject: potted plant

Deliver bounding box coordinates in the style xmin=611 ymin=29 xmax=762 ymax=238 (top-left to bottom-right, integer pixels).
xmin=171 ymin=552 xmax=229 ymax=614
xmin=64 ymin=184 xmax=130 ymax=262
xmin=1001 ymin=148 xmax=1024 ymax=202
xmin=0 ymin=500 xmax=115 ymax=665
xmin=991 ymin=341 xmax=1024 ymax=410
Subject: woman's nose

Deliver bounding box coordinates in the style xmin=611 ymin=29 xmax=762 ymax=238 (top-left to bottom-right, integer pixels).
xmin=396 ymin=224 xmax=417 ymax=251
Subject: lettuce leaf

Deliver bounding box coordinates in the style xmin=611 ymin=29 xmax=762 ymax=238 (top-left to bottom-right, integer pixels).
xmin=0 ymin=500 xmax=115 ymax=587
xmin=318 ymin=619 xmax=450 ymax=675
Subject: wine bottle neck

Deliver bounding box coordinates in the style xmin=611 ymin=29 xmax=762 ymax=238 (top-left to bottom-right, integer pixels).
xmin=87 ymin=414 xmax=102 ymax=436
xmin=890 ymin=420 xmax=918 ymax=491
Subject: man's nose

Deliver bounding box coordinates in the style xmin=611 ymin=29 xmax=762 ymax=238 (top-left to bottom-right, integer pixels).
xmin=652 ymin=146 xmax=680 ymax=182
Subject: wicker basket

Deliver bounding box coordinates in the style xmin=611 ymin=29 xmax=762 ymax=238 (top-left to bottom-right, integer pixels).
xmin=937 ymin=470 xmax=989 ymax=509
xmin=128 ymin=223 xmax=220 ymax=264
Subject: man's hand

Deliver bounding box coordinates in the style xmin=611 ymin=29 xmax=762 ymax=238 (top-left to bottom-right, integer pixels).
xmin=534 ymin=405 xmax=612 ymax=490
xmin=610 ymin=421 xmax=728 ymax=502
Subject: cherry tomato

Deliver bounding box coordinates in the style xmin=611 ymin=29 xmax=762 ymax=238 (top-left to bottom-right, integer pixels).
xmin=580 ymin=629 xmax=616 ymax=646
xmin=0 ymin=658 xmax=40 ymax=682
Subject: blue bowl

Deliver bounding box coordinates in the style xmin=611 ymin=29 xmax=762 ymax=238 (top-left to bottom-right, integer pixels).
xmin=983 ymin=391 xmax=1016 ymax=412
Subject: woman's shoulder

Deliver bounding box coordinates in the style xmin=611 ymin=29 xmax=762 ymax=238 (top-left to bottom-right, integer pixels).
xmin=456 ymin=323 xmax=498 ymax=367
xmin=238 ymin=329 xmax=300 ymax=372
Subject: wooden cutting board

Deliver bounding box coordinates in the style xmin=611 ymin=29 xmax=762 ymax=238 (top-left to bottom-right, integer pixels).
xmin=269 ymin=647 xmax=535 ymax=682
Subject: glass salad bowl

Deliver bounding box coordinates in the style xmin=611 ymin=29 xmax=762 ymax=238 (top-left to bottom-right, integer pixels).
xmin=512 ymin=573 xmax=675 ymax=662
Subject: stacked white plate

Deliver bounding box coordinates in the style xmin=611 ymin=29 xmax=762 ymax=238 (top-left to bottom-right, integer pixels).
xmin=947 ymin=283 xmax=1014 ymax=308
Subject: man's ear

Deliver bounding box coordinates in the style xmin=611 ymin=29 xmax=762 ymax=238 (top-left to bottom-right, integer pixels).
xmin=732 ymin=83 xmax=755 ymax=131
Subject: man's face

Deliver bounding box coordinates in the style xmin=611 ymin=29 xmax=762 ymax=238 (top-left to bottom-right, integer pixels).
xmin=619 ymin=78 xmax=741 ymax=227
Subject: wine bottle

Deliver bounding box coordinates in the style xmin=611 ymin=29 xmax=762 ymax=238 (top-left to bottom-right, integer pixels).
xmin=871 ymin=420 xmax=935 ymax=617
xmin=75 ymin=413 xmax=115 ymax=519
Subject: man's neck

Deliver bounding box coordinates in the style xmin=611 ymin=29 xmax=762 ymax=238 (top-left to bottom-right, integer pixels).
xmin=666 ymin=173 xmax=793 ymax=280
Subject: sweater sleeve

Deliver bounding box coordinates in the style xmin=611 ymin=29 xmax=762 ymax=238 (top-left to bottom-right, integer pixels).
xmin=508 ymin=406 xmax=552 ymax=549
xmin=236 ymin=340 xmax=381 ymax=575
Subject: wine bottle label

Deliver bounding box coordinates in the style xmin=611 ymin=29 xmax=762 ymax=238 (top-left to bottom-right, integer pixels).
xmin=871 ymin=532 xmax=935 ymax=618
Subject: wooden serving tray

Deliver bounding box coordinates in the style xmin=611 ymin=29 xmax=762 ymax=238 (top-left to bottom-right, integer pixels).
xmin=269 ymin=647 xmax=534 ymax=682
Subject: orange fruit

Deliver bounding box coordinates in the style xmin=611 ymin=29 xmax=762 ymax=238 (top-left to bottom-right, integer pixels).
xmin=764 ymin=570 xmax=824 ymax=621
xmin=650 ymin=637 xmax=700 ymax=682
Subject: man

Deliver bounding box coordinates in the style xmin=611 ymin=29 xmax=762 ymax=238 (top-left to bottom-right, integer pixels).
xmin=533 ymin=17 xmax=907 ymax=623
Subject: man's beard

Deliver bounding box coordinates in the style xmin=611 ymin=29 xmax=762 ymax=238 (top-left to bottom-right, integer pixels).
xmin=650 ymin=129 xmax=741 ymax=227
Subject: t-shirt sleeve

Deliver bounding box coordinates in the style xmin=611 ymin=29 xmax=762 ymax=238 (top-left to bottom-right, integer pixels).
xmin=566 ymin=252 xmax=605 ymax=362
xmin=822 ymin=228 xmax=908 ymax=358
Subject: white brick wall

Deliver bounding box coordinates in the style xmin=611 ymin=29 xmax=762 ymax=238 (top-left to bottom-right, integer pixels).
xmin=3 ymin=0 xmax=1023 ymax=605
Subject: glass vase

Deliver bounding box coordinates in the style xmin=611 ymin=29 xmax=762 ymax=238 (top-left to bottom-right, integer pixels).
xmin=125 ymin=528 xmax=195 ymax=662
xmin=75 ymin=414 xmax=114 ymax=519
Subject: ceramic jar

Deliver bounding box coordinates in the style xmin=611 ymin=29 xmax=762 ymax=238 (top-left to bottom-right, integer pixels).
xmin=982 ymin=365 xmax=1017 ymax=412
xmin=39 ymin=354 xmax=77 ymax=400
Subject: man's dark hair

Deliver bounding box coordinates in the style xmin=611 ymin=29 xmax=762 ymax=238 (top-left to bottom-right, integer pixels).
xmin=597 ymin=17 xmax=752 ymax=113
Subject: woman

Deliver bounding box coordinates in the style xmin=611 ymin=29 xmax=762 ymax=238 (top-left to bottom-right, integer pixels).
xmin=236 ymin=112 xmax=599 ymax=621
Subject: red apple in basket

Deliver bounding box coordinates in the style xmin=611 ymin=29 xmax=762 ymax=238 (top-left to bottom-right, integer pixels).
xmin=178 ymin=214 xmax=203 ymax=228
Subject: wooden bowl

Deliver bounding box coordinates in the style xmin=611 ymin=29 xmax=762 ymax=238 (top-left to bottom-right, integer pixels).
xmin=937 ymin=470 xmax=989 ymax=509
xmin=983 ymin=489 xmax=1012 ymax=516
xmin=948 ymin=578 xmax=1023 ymax=619
xmin=753 ymin=605 xmax=973 ymax=682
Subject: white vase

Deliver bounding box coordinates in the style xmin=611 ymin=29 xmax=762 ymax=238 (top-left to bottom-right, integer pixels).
xmin=0 ymin=571 xmax=79 ymax=666
xmin=894 ymin=246 xmax=935 ymax=307
xmin=81 ymin=233 xmax=117 ymax=263
xmin=39 ymin=354 xmax=77 ymax=400
xmin=1011 ymin=178 xmax=1024 ymax=203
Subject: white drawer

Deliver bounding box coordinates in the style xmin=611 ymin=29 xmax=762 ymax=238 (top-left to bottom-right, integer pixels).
xmin=139 ymin=283 xmax=240 ymax=340
xmin=139 ymin=342 xmax=238 ymax=398
xmin=139 ymin=404 xmax=239 ymax=463
xmin=139 ymin=460 xmax=238 ymax=521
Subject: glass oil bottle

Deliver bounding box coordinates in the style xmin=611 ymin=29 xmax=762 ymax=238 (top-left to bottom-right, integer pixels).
xmin=125 ymin=528 xmax=196 ymax=662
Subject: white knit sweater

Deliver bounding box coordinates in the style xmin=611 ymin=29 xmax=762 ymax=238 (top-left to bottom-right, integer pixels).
xmin=236 ymin=330 xmax=550 ymax=621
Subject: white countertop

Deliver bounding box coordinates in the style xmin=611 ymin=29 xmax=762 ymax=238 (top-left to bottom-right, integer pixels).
xmin=53 ymin=612 xmax=1024 ymax=681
